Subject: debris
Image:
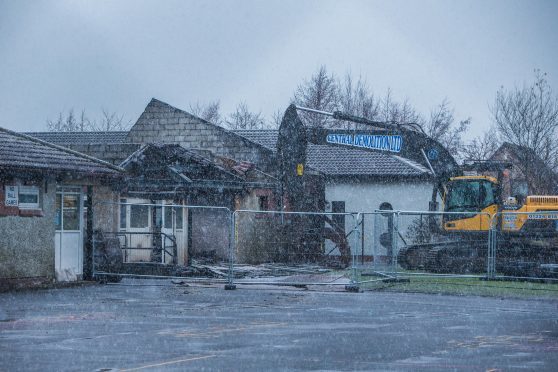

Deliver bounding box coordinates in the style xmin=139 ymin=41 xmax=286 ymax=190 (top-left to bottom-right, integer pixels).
xmin=174 ymin=261 xmax=333 ymax=279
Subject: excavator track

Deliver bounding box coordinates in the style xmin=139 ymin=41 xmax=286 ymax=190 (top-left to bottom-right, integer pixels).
xmin=495 ymin=239 xmax=558 ymax=278
xmin=398 ymin=240 xmax=488 ymax=274
xmin=398 ymin=237 xmax=558 ymax=277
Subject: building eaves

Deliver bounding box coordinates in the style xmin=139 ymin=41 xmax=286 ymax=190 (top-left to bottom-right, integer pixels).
xmin=24 ymin=131 xmax=128 ymax=145
xmin=0 ymin=126 xmax=124 ymax=175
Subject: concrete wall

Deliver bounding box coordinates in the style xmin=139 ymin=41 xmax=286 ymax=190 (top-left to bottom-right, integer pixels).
xmin=92 ymin=186 xmax=120 ymax=232
xmin=324 ymin=180 xmax=435 ymax=258
xmin=235 ymin=192 xmax=281 ymax=264
xmin=0 ymin=180 xmax=56 ymax=283
xmin=190 ymin=208 xmax=231 ymax=260
xmin=67 ymin=143 xmax=141 ymax=165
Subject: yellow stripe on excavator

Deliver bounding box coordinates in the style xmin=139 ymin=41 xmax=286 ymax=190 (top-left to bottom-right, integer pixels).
xmin=444 ymin=204 xmax=498 ymax=232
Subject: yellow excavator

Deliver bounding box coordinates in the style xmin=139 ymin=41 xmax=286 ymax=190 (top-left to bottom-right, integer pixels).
xmin=399 ymin=162 xmax=558 ymax=276
xmin=279 ymin=105 xmax=558 ymax=276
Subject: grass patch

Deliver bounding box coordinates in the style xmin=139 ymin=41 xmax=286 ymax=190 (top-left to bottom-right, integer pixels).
xmin=356 ymin=273 xmax=558 ymax=299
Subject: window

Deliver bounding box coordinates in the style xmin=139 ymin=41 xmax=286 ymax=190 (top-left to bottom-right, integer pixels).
xmin=175 ymin=207 xmax=183 ymax=230
xmin=154 ymin=205 xmax=163 ymax=228
xmin=162 ymin=206 xmax=184 ymax=229
xmin=55 ymin=194 xmax=62 ymax=229
xmin=130 ymin=204 xmax=149 ymax=228
xmin=120 ymin=199 xmax=127 ymax=229
xmin=54 ymin=190 xmax=81 ymax=230
xmin=18 ymin=186 xmax=40 ymax=209
xmin=62 ymin=194 xmax=80 ymax=230
xmin=164 ymin=206 xmax=172 ymax=229
xmin=445 ymin=180 xmax=496 ymax=212
xmin=258 ymin=195 xmax=269 ymax=211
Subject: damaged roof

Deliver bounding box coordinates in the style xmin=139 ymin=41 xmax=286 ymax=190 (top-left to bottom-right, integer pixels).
xmin=0 ymin=127 xmax=124 ymax=176
xmin=120 ymin=143 xmax=277 ymax=194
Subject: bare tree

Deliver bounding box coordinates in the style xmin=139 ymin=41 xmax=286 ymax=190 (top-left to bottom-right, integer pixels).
xmin=290 ymin=66 xmax=471 ymax=160
xmin=189 ymin=100 xmax=223 ymax=126
xmin=292 ymin=65 xmax=339 ymax=127
xmin=491 ymin=69 xmax=558 ymax=169
xmin=372 ymin=88 xmax=423 ymax=127
xmin=226 ymin=102 xmax=267 ymax=130
xmin=89 ymin=109 xmax=131 ymax=131
xmin=424 ymin=99 xmax=470 ymax=158
xmin=462 ymin=127 xmax=500 ymax=161
xmin=47 ymin=109 xmax=131 ymax=132
xmin=271 ymin=109 xmax=284 ymax=128
xmin=47 ymin=109 xmax=90 ymax=132
xmin=338 ymin=73 xmax=380 ymax=128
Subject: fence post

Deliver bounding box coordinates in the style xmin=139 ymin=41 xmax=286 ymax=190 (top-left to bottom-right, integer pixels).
xmin=392 ymin=212 xmax=399 ymax=279
xmin=92 ymin=233 xmax=97 ymax=280
xmin=486 ymin=213 xmax=497 ymax=280
xmin=346 ymin=213 xmax=360 ymax=292
xmin=225 ymin=210 xmax=237 ymax=290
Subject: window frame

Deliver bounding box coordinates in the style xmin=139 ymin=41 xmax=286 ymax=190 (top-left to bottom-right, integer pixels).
xmin=258 ymin=195 xmax=269 ymax=211
xmin=18 ymin=186 xmax=40 ymax=210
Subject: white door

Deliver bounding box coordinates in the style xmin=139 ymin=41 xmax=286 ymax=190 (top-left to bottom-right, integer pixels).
xmin=54 ymin=187 xmax=83 ymax=281
xmin=160 ymin=202 xmax=186 ymax=264
xmin=120 ymin=198 xmax=152 ymax=262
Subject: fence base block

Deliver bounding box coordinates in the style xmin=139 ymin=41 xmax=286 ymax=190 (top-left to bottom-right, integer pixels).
xmin=345 ymin=284 xmax=360 ymax=292
xmin=382 ymin=278 xmax=410 ymax=283
xmin=224 ymin=284 xmax=237 ymax=290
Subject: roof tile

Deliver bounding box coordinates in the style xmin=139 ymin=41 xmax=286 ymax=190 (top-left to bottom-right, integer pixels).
xmin=0 ymin=128 xmax=122 ymax=175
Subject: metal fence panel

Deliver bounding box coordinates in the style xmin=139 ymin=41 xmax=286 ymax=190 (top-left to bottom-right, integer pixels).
xmin=91 ymin=201 xmax=558 ymax=287
xmin=382 ymin=211 xmax=494 ymax=279
xmin=490 ymin=211 xmax=558 ymax=282
xmin=229 ymin=210 xmax=360 ymax=288
xmin=92 ymin=201 xmax=232 ymax=283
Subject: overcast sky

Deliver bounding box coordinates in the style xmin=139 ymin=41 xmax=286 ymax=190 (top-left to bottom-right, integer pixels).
xmin=1 ymin=0 xmax=557 ymax=138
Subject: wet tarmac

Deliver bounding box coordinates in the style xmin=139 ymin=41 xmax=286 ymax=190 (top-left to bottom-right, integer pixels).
xmin=1 ymin=279 xmax=557 ymax=371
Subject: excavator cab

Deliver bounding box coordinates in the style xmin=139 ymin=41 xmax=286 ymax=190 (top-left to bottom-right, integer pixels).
xmin=442 ymin=176 xmax=500 ymax=232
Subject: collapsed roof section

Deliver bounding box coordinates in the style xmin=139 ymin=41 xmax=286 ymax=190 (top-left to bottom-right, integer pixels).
xmin=119 ymin=143 xmax=278 ymax=197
